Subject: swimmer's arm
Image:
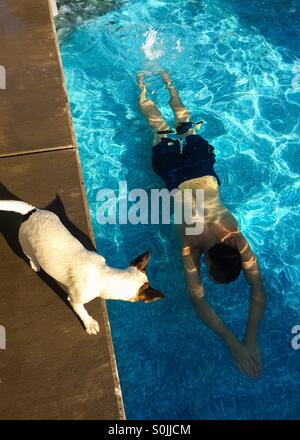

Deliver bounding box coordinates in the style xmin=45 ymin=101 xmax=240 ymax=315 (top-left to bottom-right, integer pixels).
xmin=236 ymin=235 xmax=267 ymax=343
xmin=182 ymin=245 xmax=261 ymax=377
xmin=181 ymin=247 xmax=240 ymax=346
xmin=181 ymin=246 xmax=205 ymax=297
xmin=245 ymin=277 xmax=267 ymax=344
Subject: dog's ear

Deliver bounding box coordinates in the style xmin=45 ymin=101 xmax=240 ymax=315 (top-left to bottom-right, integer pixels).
xmin=138 ymin=283 xmax=165 ymax=303
xmin=130 ymin=251 xmax=150 ymax=272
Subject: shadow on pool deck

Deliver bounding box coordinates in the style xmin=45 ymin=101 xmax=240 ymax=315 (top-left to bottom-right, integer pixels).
xmin=0 ymin=0 xmax=124 ymax=420
xmin=0 ymin=182 xmax=95 ymax=313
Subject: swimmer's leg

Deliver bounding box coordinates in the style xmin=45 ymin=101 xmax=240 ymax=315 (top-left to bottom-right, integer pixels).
xmin=138 ymin=73 xmax=170 ymax=145
xmin=161 ymin=71 xmax=195 ymax=134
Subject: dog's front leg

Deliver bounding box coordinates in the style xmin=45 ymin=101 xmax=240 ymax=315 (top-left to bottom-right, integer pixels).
xmin=69 ymin=301 xmax=100 ymax=335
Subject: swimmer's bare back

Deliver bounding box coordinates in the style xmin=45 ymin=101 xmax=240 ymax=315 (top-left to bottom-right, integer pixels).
xmin=176 ymin=175 xmax=241 ymax=253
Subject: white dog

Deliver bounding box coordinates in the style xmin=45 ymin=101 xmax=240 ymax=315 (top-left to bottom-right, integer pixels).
xmin=0 ymin=200 xmax=164 ymax=334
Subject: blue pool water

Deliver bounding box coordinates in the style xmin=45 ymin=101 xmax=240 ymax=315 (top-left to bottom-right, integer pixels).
xmin=60 ymin=0 xmax=300 ymax=419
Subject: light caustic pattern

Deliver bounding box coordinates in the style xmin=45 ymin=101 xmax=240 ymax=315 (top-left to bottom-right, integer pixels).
xmin=60 ymin=0 xmax=300 ymax=419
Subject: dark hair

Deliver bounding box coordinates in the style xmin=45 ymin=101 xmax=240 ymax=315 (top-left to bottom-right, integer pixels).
xmin=208 ymin=243 xmax=242 ymax=284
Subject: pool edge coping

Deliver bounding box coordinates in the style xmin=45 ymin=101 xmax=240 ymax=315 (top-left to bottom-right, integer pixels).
xmin=48 ymin=0 xmax=126 ymax=420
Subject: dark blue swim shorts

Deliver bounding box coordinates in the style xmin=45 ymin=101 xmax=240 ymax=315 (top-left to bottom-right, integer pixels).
xmin=152 ymin=134 xmax=221 ymax=191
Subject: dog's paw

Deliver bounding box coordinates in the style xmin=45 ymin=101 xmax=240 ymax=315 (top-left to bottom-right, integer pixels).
xmin=85 ymin=318 xmax=100 ymax=335
xmin=29 ymin=260 xmax=40 ymax=272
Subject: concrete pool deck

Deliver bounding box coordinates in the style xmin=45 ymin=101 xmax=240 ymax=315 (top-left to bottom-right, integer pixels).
xmin=0 ymin=0 xmax=124 ymax=419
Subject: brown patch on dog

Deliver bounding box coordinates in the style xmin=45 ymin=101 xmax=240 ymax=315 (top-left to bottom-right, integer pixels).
xmin=138 ymin=282 xmax=165 ymax=303
xmin=130 ymin=251 xmax=150 ymax=272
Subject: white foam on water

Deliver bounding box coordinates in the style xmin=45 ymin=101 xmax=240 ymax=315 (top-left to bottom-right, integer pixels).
xmin=175 ymin=39 xmax=184 ymax=52
xmin=142 ymin=27 xmax=164 ymax=60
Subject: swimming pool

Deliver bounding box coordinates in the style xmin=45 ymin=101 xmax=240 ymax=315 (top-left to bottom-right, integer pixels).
xmin=59 ymin=0 xmax=300 ymax=419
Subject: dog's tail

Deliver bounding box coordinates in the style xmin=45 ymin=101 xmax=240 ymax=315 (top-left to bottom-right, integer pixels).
xmin=0 ymin=200 xmax=36 ymax=215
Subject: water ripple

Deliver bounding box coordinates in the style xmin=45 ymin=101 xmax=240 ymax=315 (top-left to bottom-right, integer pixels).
xmin=60 ymin=0 xmax=300 ymax=420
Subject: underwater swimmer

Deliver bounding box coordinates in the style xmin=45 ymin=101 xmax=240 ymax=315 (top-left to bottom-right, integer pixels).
xmin=137 ymin=71 xmax=267 ymax=378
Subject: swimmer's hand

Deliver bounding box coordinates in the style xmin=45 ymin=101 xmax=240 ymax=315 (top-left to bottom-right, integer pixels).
xmin=229 ymin=340 xmax=261 ymax=378
xmin=244 ymin=339 xmax=262 ymax=374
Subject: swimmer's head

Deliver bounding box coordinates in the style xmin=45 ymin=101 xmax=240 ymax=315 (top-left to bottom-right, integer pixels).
xmin=205 ymin=243 xmax=242 ymax=284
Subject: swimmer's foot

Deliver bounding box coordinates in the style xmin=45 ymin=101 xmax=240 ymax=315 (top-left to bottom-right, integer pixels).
xmin=137 ymin=73 xmax=147 ymax=92
xmin=160 ymin=71 xmax=172 ymax=88
xmin=137 ymin=72 xmax=149 ymax=102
